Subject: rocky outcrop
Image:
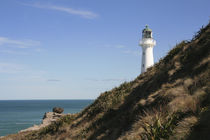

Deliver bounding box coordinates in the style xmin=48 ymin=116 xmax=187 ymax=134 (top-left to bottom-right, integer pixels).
xmin=20 ymin=112 xmax=64 ymax=132
xmin=52 ymin=107 xmax=64 ymax=114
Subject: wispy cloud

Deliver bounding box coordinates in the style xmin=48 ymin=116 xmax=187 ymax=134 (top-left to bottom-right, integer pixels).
xmin=0 ymin=50 xmax=29 ymax=55
xmin=104 ymin=44 xmax=126 ymax=49
xmin=122 ymin=50 xmax=140 ymax=56
xmin=0 ymin=37 xmax=41 ymax=55
xmin=86 ymin=78 xmax=127 ymax=82
xmin=103 ymin=44 xmax=140 ymax=56
xmin=115 ymin=45 xmax=126 ymax=49
xmin=47 ymin=79 xmax=61 ymax=82
xmin=0 ymin=62 xmax=48 ymax=83
xmin=0 ymin=62 xmax=24 ymax=74
xmin=101 ymin=78 xmax=127 ymax=82
xmin=0 ymin=37 xmax=40 ymax=48
xmin=24 ymin=3 xmax=98 ymax=19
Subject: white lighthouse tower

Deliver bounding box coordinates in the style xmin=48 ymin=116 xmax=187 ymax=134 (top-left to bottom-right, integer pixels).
xmin=139 ymin=25 xmax=156 ymax=73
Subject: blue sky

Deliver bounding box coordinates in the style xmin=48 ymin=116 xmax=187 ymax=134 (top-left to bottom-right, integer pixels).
xmin=0 ymin=0 xmax=209 ymax=99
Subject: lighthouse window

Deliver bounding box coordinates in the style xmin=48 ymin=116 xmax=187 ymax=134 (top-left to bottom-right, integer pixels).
xmin=144 ymin=31 xmax=152 ymax=38
xmin=143 ymin=52 xmax=145 ymax=55
xmin=142 ymin=64 xmax=144 ymax=67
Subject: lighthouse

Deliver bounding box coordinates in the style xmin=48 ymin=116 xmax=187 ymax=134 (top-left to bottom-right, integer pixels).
xmin=139 ymin=25 xmax=156 ymax=73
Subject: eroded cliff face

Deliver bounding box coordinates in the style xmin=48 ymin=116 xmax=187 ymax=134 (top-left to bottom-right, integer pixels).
xmin=1 ymin=22 xmax=210 ymax=140
xmin=20 ymin=112 xmax=64 ymax=133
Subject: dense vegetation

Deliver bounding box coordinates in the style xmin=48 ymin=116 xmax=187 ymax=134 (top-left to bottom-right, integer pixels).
xmin=2 ymin=22 xmax=210 ymax=140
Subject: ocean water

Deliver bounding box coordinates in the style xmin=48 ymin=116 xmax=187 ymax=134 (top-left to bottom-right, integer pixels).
xmin=0 ymin=100 xmax=93 ymax=136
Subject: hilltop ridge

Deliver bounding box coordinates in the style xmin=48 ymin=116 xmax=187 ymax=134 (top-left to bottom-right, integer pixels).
xmin=2 ymin=22 xmax=210 ymax=140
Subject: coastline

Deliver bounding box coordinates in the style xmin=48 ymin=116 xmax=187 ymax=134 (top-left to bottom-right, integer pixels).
xmin=0 ymin=100 xmax=93 ymax=137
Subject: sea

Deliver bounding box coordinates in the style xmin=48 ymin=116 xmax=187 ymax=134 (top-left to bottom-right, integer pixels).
xmin=0 ymin=100 xmax=93 ymax=137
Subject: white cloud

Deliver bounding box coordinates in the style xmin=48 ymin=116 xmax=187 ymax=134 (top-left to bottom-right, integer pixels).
xmin=24 ymin=3 xmax=98 ymax=19
xmin=0 ymin=62 xmax=24 ymax=74
xmin=115 ymin=45 xmax=126 ymax=49
xmin=101 ymin=78 xmax=127 ymax=82
xmin=122 ymin=50 xmax=140 ymax=56
xmin=0 ymin=37 xmax=40 ymax=48
xmin=103 ymin=44 xmax=126 ymax=49
xmin=103 ymin=44 xmax=140 ymax=56
xmin=86 ymin=78 xmax=127 ymax=82
xmin=0 ymin=50 xmax=28 ymax=55
xmin=0 ymin=37 xmax=41 ymax=55
xmin=0 ymin=62 xmax=47 ymax=83
xmin=47 ymin=79 xmax=61 ymax=82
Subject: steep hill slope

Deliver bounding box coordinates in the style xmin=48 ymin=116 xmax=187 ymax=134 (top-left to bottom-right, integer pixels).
xmin=2 ymin=22 xmax=210 ymax=140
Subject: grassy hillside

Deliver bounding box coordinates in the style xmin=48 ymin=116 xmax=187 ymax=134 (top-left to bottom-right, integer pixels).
xmin=2 ymin=22 xmax=210 ymax=140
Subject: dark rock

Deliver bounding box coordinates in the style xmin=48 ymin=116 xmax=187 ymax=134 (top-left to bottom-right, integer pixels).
xmin=43 ymin=112 xmax=47 ymax=119
xmin=52 ymin=107 xmax=64 ymax=114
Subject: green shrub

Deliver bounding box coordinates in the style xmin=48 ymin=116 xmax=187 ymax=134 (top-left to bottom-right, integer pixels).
xmin=141 ymin=112 xmax=179 ymax=140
